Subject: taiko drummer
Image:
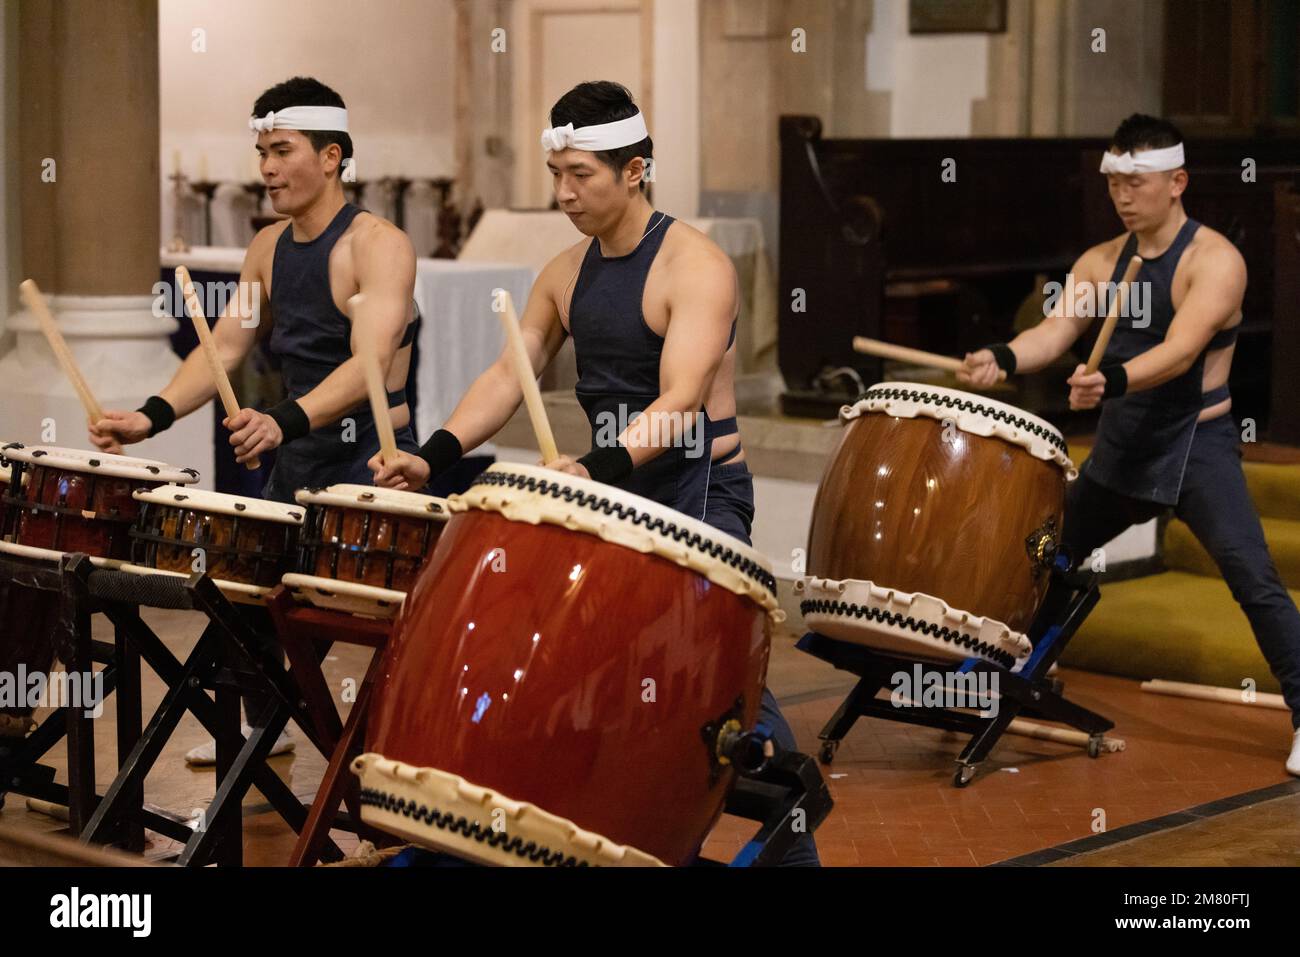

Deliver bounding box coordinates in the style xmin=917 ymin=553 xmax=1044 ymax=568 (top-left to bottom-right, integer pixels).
xmin=371 ymin=81 xmax=819 ymax=865
xmin=87 ymin=76 xmax=420 ymax=763
xmin=960 ymin=113 xmax=1300 ymax=776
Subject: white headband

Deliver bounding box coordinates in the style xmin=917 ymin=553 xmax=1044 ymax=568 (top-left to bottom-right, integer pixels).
xmin=1099 ymin=143 xmax=1185 ymax=175
xmin=249 ymin=105 xmax=349 ymax=134
xmin=540 ymin=111 xmax=655 ymax=182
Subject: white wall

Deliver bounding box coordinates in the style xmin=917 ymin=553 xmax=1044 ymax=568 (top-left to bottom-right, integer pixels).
xmin=866 ymin=0 xmax=990 ymax=137
xmin=159 ymin=0 xmax=457 ymax=239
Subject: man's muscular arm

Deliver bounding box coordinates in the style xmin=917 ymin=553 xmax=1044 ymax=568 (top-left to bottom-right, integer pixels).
xmin=88 ymin=228 xmax=274 ymax=452
xmin=369 ymin=252 xmax=571 ymax=489
xmin=548 ymin=246 xmax=736 ymax=481
xmin=1068 ymin=241 xmax=1245 ymax=409
xmin=227 ymin=221 xmax=415 ymax=464
xmin=958 ymin=246 xmax=1103 ymax=387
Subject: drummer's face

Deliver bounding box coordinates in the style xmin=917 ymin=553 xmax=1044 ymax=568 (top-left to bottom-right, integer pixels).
xmin=548 ymin=150 xmax=628 ymax=235
xmin=1106 ymin=167 xmax=1185 ymax=233
xmin=256 ymin=130 xmax=330 ymax=215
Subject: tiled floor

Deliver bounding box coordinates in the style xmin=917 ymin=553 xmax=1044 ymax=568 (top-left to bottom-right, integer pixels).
xmin=1049 ymin=790 xmax=1300 ymax=867
xmin=2 ymin=608 xmax=1296 ymax=866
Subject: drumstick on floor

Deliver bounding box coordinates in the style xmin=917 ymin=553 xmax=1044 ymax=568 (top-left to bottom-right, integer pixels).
xmin=348 ymin=293 xmax=400 ymax=467
xmin=1140 ymin=678 xmax=1288 ymax=711
xmin=177 ymin=266 xmax=259 ymax=470
xmin=1084 ymin=255 xmax=1143 ymax=374
xmin=852 ymin=336 xmax=1007 ymax=384
xmin=496 ymin=289 xmax=559 ymax=464
xmin=20 ymin=279 xmax=104 ymax=426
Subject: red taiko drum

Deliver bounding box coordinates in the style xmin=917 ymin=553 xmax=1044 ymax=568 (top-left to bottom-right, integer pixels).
xmin=353 ymin=463 xmax=781 ymax=866
xmin=283 ymin=484 xmax=450 ymax=619
xmin=798 ymin=383 xmax=1076 ymax=668
xmin=0 ymin=444 xmax=198 ymax=563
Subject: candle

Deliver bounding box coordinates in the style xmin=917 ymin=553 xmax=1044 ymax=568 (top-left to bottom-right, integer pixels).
xmin=172 ymin=149 xmax=181 ymax=176
xmin=199 ymin=152 xmax=208 ymax=182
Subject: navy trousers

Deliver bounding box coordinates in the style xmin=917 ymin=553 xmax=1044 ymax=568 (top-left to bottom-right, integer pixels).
xmin=1064 ymin=413 xmax=1300 ymax=729
xmin=704 ymin=460 xmax=822 ymax=867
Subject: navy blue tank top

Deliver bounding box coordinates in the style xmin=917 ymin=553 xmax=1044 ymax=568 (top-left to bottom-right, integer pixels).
xmin=1085 ymin=217 xmax=1211 ymax=504
xmin=569 ymin=211 xmax=722 ymax=518
xmin=262 ymin=203 xmax=418 ymax=502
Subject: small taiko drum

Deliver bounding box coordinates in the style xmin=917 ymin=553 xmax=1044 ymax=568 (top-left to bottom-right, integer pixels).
xmin=0 ymin=576 xmax=60 ymax=738
xmin=353 ymin=463 xmax=782 ymax=866
xmin=0 ymin=443 xmax=21 ymax=541
xmin=283 ymin=484 xmax=449 ymax=618
xmin=127 ymin=487 xmax=304 ymax=603
xmin=0 ymin=445 xmax=59 ymax=739
xmin=0 ymin=443 xmax=198 ymax=565
xmin=797 ymin=382 xmax=1077 ymax=669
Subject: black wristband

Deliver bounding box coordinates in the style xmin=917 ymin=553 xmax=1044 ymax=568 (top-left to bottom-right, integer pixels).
xmin=578 ymin=444 xmax=634 ymax=485
xmin=266 ymin=399 xmax=311 ymax=444
xmin=137 ymin=395 xmax=176 ymax=438
xmin=985 ymin=343 xmax=1018 ymax=376
xmin=416 ymin=429 xmax=463 ymax=481
xmin=1100 ymin=364 xmax=1128 ymax=400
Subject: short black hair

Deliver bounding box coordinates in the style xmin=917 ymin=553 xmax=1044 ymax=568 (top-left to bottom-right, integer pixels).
xmin=1110 ymin=113 xmax=1184 ymax=156
xmin=549 ymin=81 xmax=652 ymax=191
xmin=252 ymin=77 xmax=353 ymax=177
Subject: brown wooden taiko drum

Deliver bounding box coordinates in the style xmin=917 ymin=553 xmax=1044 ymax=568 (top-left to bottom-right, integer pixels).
xmin=0 ymin=444 xmax=199 ymax=563
xmin=282 ymin=485 xmax=450 ymax=619
xmin=798 ymin=382 xmax=1077 ymax=668
xmin=129 ymin=486 xmax=304 ymax=601
xmin=0 ymin=443 xmax=20 ymax=541
xmin=0 ymin=450 xmax=59 ymax=738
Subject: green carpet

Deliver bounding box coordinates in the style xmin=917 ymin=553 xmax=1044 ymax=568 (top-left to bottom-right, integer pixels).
xmin=1060 ymin=453 xmax=1300 ymax=691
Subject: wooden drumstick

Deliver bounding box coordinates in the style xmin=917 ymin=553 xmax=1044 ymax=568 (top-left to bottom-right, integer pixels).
xmin=20 ymin=279 xmax=104 ymax=425
xmin=347 ymin=293 xmax=400 ymax=466
xmin=177 ymin=266 xmax=259 ymax=470
xmin=1084 ymin=255 xmax=1143 ymax=374
xmin=496 ymin=289 xmax=559 ymax=463
xmin=852 ymin=336 xmax=1007 ymax=383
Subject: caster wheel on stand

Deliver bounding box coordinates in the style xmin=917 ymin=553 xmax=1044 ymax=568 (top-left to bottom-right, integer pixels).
xmin=818 ymin=739 xmax=839 ymax=765
xmin=953 ymin=764 xmax=976 ymax=788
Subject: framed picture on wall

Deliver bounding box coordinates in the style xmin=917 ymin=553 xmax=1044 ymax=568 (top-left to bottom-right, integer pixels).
xmin=909 ymin=0 xmax=1007 ymax=34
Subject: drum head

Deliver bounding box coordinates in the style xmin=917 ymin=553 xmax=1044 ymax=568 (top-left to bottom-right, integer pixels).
xmin=797 ymin=575 xmax=1032 ymax=668
xmin=133 ymin=486 xmax=304 ymax=524
xmin=841 ymin=382 xmax=1077 ymax=477
xmin=452 ymin=463 xmax=782 ymax=617
xmin=1 ymin=443 xmax=200 ymax=485
xmin=0 ymin=539 xmax=126 ymax=569
xmin=352 ymin=755 xmax=665 ymax=867
xmin=295 ymin=484 xmax=450 ymax=522
xmin=282 ymin=572 xmax=406 ymax=619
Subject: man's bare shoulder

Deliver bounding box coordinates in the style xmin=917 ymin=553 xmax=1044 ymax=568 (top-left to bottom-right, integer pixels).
xmin=1074 ymin=234 xmax=1129 ymax=280
xmin=1186 ymin=223 xmax=1246 ymax=278
xmin=662 ymin=219 xmax=734 ymax=277
xmin=242 ymin=219 xmax=290 ymax=277
xmin=536 ymin=238 xmax=592 ymax=289
xmin=347 ymin=211 xmax=414 ymax=257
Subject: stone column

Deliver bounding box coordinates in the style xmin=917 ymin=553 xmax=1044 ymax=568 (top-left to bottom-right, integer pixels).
xmin=0 ymin=0 xmax=212 ymax=484
xmin=455 ymin=0 xmax=514 ymax=216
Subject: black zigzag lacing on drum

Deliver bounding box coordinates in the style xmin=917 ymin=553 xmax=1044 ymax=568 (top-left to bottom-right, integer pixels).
xmin=468 ymin=470 xmax=778 ymax=598
xmin=358 ymin=786 xmax=588 ymax=867
xmin=861 ymin=386 xmax=1069 ymax=457
xmin=799 ymin=598 xmax=1018 ymax=670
